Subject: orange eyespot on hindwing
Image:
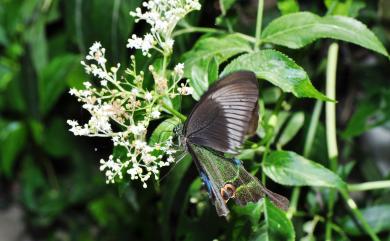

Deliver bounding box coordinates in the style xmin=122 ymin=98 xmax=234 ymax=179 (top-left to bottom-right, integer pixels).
xmin=220 ymin=183 xmax=237 ymax=202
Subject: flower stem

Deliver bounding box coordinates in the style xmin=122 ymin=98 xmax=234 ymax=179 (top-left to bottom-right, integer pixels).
xmin=325 ymin=42 xmax=339 ymax=241
xmin=348 ymin=180 xmax=390 ymax=192
xmin=162 ymin=102 xmax=186 ymax=122
xmin=254 ymin=0 xmax=264 ymax=50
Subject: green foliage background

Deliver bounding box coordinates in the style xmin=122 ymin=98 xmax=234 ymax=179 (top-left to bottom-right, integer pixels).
xmin=0 ymin=0 xmax=390 ymax=240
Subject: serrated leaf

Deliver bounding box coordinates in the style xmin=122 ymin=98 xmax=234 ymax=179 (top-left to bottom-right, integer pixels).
xmin=189 ymin=57 xmax=218 ymax=100
xmin=277 ymin=112 xmax=305 ymax=148
xmin=182 ymin=34 xmax=252 ymax=78
xmin=182 ymin=34 xmax=251 ymax=100
xmin=254 ymin=198 xmax=295 ymax=241
xmin=342 ymin=204 xmax=390 ymax=235
xmin=262 ymin=12 xmax=389 ymax=57
xmin=263 ymin=151 xmax=347 ymax=191
xmin=222 ymin=50 xmax=331 ymax=101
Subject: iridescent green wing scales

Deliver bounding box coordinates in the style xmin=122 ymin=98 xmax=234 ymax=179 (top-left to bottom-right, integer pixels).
xmin=189 ymin=144 xmax=289 ymax=216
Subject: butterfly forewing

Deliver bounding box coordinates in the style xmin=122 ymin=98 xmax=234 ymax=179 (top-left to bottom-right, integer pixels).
xmin=189 ymin=144 xmax=289 ymax=216
xmin=184 ymin=71 xmax=259 ymax=154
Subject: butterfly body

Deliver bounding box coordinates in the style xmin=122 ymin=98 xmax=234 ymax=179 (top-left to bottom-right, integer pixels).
xmin=176 ymin=71 xmax=288 ymax=216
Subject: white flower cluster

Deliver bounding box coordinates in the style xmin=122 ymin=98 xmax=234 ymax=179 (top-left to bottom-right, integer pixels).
xmin=127 ymin=0 xmax=201 ymax=56
xmin=67 ymin=42 xmax=191 ymax=187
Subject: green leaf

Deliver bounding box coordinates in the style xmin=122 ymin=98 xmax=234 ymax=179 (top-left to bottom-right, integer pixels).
xmin=161 ymin=156 xmax=192 ymax=241
xmin=182 ymin=33 xmax=252 ymax=100
xmin=342 ymin=91 xmax=390 ymax=138
xmin=39 ymin=55 xmax=81 ymax=115
xmin=189 ymin=57 xmax=218 ymax=100
xmin=0 ymin=59 xmax=13 ymax=91
xmin=342 ymin=204 xmax=390 ymax=235
xmin=255 ymin=198 xmax=295 ymax=241
xmin=277 ymin=0 xmax=300 ymax=15
xmin=219 ymin=0 xmax=236 ymax=15
xmin=262 ymin=87 xmax=282 ymax=104
xmin=64 ymin=0 xmax=142 ymax=63
xmin=231 ymin=202 xmax=264 ymax=241
xmin=149 ymin=117 xmax=181 ymax=146
xmin=0 ymin=25 xmax=8 ymax=46
xmin=88 ymin=194 xmax=128 ymax=227
xmin=277 ymin=112 xmax=305 ymax=148
xmin=233 ymin=202 xmax=263 ymax=227
xmin=262 ymin=12 xmax=389 ymax=57
xmin=42 ymin=117 xmax=74 ymax=158
xmin=0 ymin=121 xmax=27 ymax=177
xmin=182 ymin=34 xmax=252 ymax=78
xmin=258 ymin=110 xmax=290 ymax=140
xmin=222 ymin=50 xmax=331 ymax=101
xmin=263 ymin=151 xmax=347 ymax=190
xmin=325 ymin=0 xmax=365 ymax=17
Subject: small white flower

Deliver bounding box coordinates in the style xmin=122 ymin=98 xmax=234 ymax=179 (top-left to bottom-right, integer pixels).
xmin=144 ymin=91 xmax=153 ymax=101
xmin=178 ymin=85 xmax=193 ymax=95
xmin=69 ymin=88 xmax=78 ymax=96
xmin=151 ymin=109 xmax=161 ymax=119
xmin=100 ymin=80 xmax=107 ymax=86
xmin=134 ymin=140 xmax=147 ymax=150
xmin=83 ymin=82 xmax=92 ymax=88
xmin=131 ymin=88 xmax=139 ymax=95
xmin=174 ymin=63 xmax=184 ymax=77
xmin=129 ymin=0 xmax=201 ymax=56
xmin=167 ymin=156 xmax=175 ymax=163
xmin=90 ymin=42 xmax=102 ymax=52
xmin=130 ymin=123 xmax=146 ymax=135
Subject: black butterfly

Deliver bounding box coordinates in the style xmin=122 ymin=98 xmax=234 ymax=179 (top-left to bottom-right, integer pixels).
xmin=175 ymin=71 xmax=289 ymax=216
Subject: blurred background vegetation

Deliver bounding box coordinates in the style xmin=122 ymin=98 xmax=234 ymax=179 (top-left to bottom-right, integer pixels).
xmin=0 ymin=0 xmax=389 ymax=240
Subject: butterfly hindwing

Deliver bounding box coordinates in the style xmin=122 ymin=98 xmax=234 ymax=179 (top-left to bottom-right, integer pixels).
xmin=184 ymin=71 xmax=259 ymax=154
xmin=189 ymin=143 xmax=289 ymax=216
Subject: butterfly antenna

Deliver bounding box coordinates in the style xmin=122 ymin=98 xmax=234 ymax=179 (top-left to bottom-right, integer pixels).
xmin=159 ymin=151 xmax=187 ymax=182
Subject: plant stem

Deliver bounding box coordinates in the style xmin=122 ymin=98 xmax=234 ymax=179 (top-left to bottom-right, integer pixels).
xmin=340 ymin=189 xmax=380 ymax=241
xmin=348 ymin=180 xmax=390 ymax=192
xmin=326 ymin=43 xmax=339 ymax=170
xmin=287 ymin=187 xmax=300 ymax=219
xmin=172 ymin=26 xmax=224 ymax=37
xmin=254 ymin=0 xmax=264 ymax=50
xmin=162 ymin=54 xmax=168 ymax=76
xmin=162 ymin=102 xmax=186 ymax=122
xmin=325 ymin=43 xmax=339 ymax=241
xmin=236 ymin=33 xmax=257 ymax=43
xmin=304 ymin=100 xmax=323 ymax=157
